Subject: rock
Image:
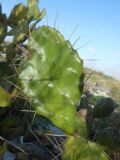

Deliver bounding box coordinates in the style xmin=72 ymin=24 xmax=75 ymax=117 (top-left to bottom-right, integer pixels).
xmin=92 ymin=97 xmax=117 ymax=118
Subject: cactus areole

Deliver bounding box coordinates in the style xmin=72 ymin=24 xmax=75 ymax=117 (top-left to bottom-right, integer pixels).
xmin=18 ymin=26 xmax=83 ymax=134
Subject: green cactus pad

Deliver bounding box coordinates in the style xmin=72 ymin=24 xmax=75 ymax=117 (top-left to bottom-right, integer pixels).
xmin=27 ymin=0 xmax=45 ymax=21
xmin=8 ymin=4 xmax=27 ymax=26
xmin=63 ymin=136 xmax=108 ymax=160
xmin=18 ymin=26 xmax=83 ymax=134
xmin=75 ymin=110 xmax=88 ymax=138
xmin=14 ymin=33 xmax=27 ymax=43
xmin=8 ymin=18 xmax=29 ymax=43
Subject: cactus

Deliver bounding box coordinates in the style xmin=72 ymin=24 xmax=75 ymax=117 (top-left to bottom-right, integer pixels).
xmin=27 ymin=0 xmax=46 ymax=30
xmin=0 ymin=13 xmax=7 ymax=25
xmin=27 ymin=0 xmax=45 ymax=20
xmin=8 ymin=4 xmax=27 ymax=26
xmin=63 ymin=136 xmax=108 ymax=160
xmin=0 ymin=23 xmax=7 ymax=43
xmin=75 ymin=109 xmax=88 ymax=138
xmin=0 ymin=4 xmax=7 ymax=25
xmin=0 ymin=87 xmax=11 ymax=107
xmin=6 ymin=43 xmax=16 ymax=61
xmin=14 ymin=19 xmax=28 ymax=43
xmin=18 ymin=26 xmax=83 ymax=134
xmin=8 ymin=19 xmax=29 ymax=43
xmin=30 ymin=8 xmax=46 ymax=30
xmin=27 ymin=0 xmax=40 ymax=19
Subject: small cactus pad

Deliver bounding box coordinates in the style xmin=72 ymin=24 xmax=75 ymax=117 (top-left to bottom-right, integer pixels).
xmin=9 ymin=4 xmax=27 ymax=25
xmin=63 ymin=136 xmax=108 ymax=160
xmin=27 ymin=0 xmax=43 ymax=20
xmin=19 ymin=26 xmax=83 ymax=134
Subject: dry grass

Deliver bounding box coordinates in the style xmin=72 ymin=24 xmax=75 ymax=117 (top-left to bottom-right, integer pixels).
xmin=84 ymin=67 xmax=120 ymax=103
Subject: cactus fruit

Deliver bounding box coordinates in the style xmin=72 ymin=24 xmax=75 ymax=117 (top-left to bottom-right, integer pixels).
xmin=8 ymin=4 xmax=27 ymax=26
xmin=0 ymin=22 xmax=7 ymax=43
xmin=92 ymin=97 xmax=117 ymax=118
xmin=63 ymin=136 xmax=108 ymax=160
xmin=18 ymin=26 xmax=83 ymax=134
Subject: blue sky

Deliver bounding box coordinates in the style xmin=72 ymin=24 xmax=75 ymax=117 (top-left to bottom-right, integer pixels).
xmin=1 ymin=0 xmax=120 ymax=79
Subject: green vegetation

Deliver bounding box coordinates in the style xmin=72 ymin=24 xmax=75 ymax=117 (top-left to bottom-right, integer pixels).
xmin=84 ymin=67 xmax=120 ymax=103
xmin=19 ymin=26 xmax=83 ymax=134
xmin=0 ymin=0 xmax=120 ymax=159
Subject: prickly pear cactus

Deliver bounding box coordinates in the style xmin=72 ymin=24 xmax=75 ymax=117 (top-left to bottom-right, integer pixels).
xmin=63 ymin=136 xmax=108 ymax=160
xmin=75 ymin=109 xmax=88 ymax=138
xmin=18 ymin=26 xmax=83 ymax=134
xmin=27 ymin=0 xmax=45 ymax=21
xmin=8 ymin=4 xmax=27 ymax=26
xmin=0 ymin=87 xmax=11 ymax=107
xmin=8 ymin=19 xmax=29 ymax=43
xmin=6 ymin=43 xmax=16 ymax=61
xmin=27 ymin=0 xmax=46 ymax=29
xmin=13 ymin=21 xmax=28 ymax=43
xmin=0 ymin=23 xmax=7 ymax=43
